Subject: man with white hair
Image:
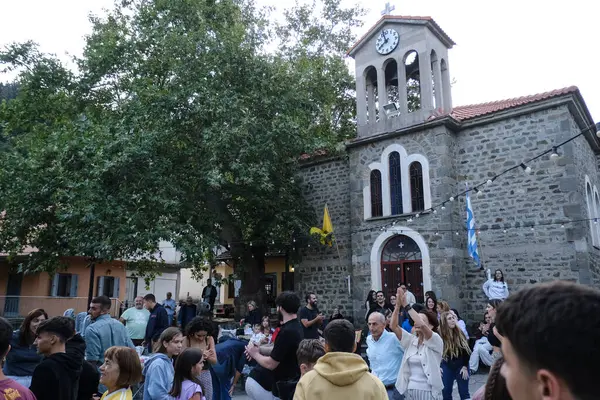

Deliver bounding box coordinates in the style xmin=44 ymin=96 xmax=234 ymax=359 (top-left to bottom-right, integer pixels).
xmin=366 ymin=311 xmax=404 ymax=400
xmin=119 ymin=296 xmax=150 ymax=346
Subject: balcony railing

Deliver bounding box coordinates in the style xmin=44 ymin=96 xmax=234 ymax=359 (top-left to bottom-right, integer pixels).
xmin=0 ymin=296 xmax=123 ymax=319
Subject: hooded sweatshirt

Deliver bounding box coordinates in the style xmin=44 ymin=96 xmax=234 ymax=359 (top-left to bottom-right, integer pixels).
xmin=482 ymin=279 xmax=509 ymax=300
xmin=293 ymin=352 xmax=387 ymax=400
xmin=30 ymin=347 xmax=83 ymax=400
xmin=142 ymin=353 xmax=174 ymax=400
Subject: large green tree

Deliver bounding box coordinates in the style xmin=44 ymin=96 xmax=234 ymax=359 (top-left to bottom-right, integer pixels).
xmin=0 ymin=0 xmax=364 ymax=307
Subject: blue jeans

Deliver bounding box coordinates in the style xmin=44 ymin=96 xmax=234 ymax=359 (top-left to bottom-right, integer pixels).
xmin=386 ymin=387 xmax=404 ymax=400
xmin=441 ymin=358 xmax=470 ymax=400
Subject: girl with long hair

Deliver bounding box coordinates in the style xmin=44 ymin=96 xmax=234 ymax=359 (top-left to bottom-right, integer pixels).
xmin=169 ymin=348 xmax=206 ymax=400
xmin=3 ymin=308 xmax=48 ymax=387
xmin=450 ymin=309 xmax=469 ymax=340
xmin=483 ymin=269 xmax=509 ymax=300
xmin=98 ymin=346 xmax=143 ymax=400
xmin=391 ymin=287 xmax=443 ymax=400
xmin=436 ymin=301 xmax=450 ymax=320
xmin=439 ymin=311 xmax=471 ymax=400
xmin=365 ymin=290 xmax=377 ymax=319
xmin=183 ymin=317 xmax=217 ymax=400
xmin=425 ymin=292 xmax=438 ymax=316
xmin=469 ymin=301 xmax=503 ymax=374
xmin=142 ymin=327 xmax=184 ymax=400
xmin=472 ymin=357 xmax=512 ymax=400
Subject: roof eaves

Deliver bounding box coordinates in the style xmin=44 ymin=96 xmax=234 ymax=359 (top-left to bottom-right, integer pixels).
xmin=347 ymin=16 xmax=455 ymax=57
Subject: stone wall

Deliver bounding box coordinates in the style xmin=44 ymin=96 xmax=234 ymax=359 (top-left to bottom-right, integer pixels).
xmin=455 ymin=105 xmax=587 ymax=321
xmin=347 ymin=124 xmax=467 ymax=322
xmin=569 ymin=117 xmax=600 ymax=286
xmin=295 ymin=104 xmax=600 ymax=326
xmin=296 ymin=156 xmax=353 ymax=317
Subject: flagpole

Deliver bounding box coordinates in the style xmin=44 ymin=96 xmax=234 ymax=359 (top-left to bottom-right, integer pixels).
xmin=475 ymin=228 xmax=486 ymax=271
xmin=326 ymin=203 xmax=350 ymax=294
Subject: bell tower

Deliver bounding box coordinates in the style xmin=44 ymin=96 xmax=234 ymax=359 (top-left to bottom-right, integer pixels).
xmin=348 ymin=16 xmax=455 ymax=138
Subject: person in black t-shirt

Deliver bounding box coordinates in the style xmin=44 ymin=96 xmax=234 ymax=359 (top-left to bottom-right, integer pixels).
xmin=298 ymin=293 xmax=324 ymax=339
xmin=245 ymin=291 xmax=304 ymax=400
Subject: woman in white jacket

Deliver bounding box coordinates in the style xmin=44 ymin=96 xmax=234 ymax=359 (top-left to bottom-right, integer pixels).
xmin=482 ymin=269 xmax=509 ymax=300
xmin=390 ymin=287 xmax=444 ymax=400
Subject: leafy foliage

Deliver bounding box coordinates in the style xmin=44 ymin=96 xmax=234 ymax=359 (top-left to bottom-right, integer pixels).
xmin=0 ymin=0 xmax=363 ymax=304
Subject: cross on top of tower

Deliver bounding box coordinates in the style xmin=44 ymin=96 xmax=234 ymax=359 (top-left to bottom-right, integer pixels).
xmin=381 ymin=2 xmax=395 ymax=16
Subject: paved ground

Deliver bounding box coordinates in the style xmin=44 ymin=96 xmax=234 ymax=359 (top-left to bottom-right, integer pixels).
xmin=231 ymin=371 xmax=489 ymax=399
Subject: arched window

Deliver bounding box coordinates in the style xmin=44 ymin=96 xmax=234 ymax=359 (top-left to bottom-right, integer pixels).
xmin=594 ymin=191 xmax=600 ymax=245
xmin=389 ymin=152 xmax=403 ymax=215
xmin=409 ymin=162 xmax=425 ymax=212
xmin=370 ymin=170 xmax=383 ymax=217
xmin=586 ymin=182 xmax=597 ymax=246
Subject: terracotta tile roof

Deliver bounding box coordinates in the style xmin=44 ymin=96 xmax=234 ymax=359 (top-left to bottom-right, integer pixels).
xmin=449 ymin=86 xmax=579 ymax=122
xmin=347 ymin=15 xmax=455 ymax=57
xmin=299 ymin=149 xmax=328 ymax=160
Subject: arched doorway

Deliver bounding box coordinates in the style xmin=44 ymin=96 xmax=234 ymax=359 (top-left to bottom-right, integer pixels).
xmin=380 ymin=235 xmax=424 ymax=302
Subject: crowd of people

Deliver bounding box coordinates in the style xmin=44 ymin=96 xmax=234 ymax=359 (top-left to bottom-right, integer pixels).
xmin=0 ymin=269 xmax=599 ymax=400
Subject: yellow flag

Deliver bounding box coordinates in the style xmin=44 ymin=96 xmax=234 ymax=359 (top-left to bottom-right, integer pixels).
xmin=322 ymin=205 xmax=333 ymax=234
xmin=309 ymin=205 xmax=334 ymax=247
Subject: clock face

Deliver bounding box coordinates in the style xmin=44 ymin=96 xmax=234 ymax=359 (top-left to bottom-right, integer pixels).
xmin=375 ymin=28 xmax=399 ymax=55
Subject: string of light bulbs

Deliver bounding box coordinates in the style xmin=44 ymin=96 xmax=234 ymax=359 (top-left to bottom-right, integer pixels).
xmin=158 ymin=123 xmax=600 ymax=251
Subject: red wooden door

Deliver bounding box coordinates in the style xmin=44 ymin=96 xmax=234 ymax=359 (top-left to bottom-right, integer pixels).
xmin=380 ymin=235 xmax=424 ymax=301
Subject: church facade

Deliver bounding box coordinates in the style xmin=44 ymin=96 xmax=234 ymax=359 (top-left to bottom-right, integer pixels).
xmin=296 ymin=16 xmax=600 ymax=323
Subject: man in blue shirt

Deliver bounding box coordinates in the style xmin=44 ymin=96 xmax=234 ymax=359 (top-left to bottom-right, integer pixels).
xmin=366 ymin=311 xmax=404 ymax=400
xmin=162 ymin=292 xmax=177 ymax=325
xmin=84 ymin=295 xmax=134 ymax=397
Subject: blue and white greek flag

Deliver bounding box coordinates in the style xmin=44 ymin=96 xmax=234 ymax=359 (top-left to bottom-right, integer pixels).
xmin=466 ymin=185 xmax=481 ymax=267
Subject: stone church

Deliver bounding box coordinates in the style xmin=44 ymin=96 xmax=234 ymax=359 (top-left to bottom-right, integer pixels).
xmin=296 ymin=15 xmax=600 ymax=322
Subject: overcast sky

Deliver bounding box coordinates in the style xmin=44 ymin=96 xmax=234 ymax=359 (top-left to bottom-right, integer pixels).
xmin=1 ymin=0 xmax=598 ymax=121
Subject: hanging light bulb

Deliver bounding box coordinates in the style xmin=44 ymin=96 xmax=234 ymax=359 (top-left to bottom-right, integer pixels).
xmin=474 ymin=187 xmax=482 ymax=197
xmin=449 ymin=196 xmax=455 ymax=202
xmin=293 ymin=238 xmax=296 ymax=243
xmin=435 ymin=231 xmax=439 ymax=235
xmin=487 ymin=179 xmax=494 ymax=185
xmin=432 ymin=208 xmax=437 ymax=214
xmin=520 ymin=163 xmax=532 ymax=174
xmin=407 ymin=218 xmax=413 ymax=223
xmin=550 ymin=146 xmax=560 ymax=162
xmin=503 ymin=229 xmax=507 ymax=233
xmin=560 ymin=224 xmax=565 ymax=229
xmin=455 ymin=231 xmax=459 ymax=235
xmin=441 ymin=205 xmax=446 ymax=210
xmin=531 ymin=226 xmax=535 ymax=231
xmin=392 ymin=221 xmax=397 ymax=226
xmin=250 ymin=241 xmax=253 ymax=247
xmin=415 ymin=213 xmax=420 ymax=218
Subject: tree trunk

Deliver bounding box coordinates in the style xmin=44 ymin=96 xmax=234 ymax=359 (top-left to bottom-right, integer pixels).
xmin=235 ymin=245 xmax=267 ymax=317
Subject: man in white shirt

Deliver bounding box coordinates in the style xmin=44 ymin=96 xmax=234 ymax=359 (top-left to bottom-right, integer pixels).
xmin=366 ymin=312 xmax=404 ymax=400
xmin=400 ymin=283 xmax=416 ymax=306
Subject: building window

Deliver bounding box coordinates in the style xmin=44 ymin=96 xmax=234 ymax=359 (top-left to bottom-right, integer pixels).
xmin=50 ymin=273 xmax=78 ymax=297
xmin=409 ymin=162 xmax=425 ymax=212
xmin=364 ymin=144 xmax=432 ymax=220
xmin=97 ymin=276 xmax=120 ymax=298
xmin=586 ymin=181 xmax=597 ymax=247
xmin=389 ymin=152 xmax=403 ymax=215
xmin=370 ymin=170 xmax=383 ymax=217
